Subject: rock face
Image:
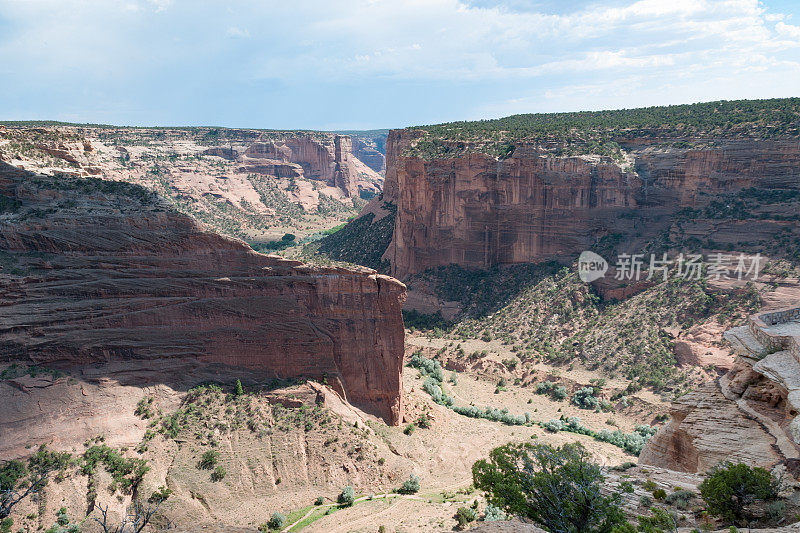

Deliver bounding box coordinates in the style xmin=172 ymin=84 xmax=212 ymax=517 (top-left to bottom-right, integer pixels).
xmin=383 ymin=132 xmax=800 ymax=279
xmin=242 ymin=134 xmax=363 ymax=197
xmin=352 ymin=137 xmax=386 ymax=173
xmin=0 ymin=162 xmax=406 ymax=424
xmin=640 ymin=306 xmax=800 ymax=473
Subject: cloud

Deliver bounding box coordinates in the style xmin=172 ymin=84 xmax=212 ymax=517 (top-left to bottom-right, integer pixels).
xmin=776 ymin=21 xmax=800 ymax=39
xmin=0 ymin=0 xmax=797 ymax=128
xmin=226 ymin=26 xmax=250 ymax=38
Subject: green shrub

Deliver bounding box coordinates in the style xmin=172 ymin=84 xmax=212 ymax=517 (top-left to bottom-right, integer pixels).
xmin=409 ymin=353 xmax=444 ymax=382
xmin=398 ymin=473 xmax=420 ymax=495
xmin=198 ymin=450 xmax=219 ymax=470
xmin=664 ymin=489 xmax=695 ymax=510
xmin=637 ymin=507 xmax=678 ymax=532
xmin=612 ymin=462 xmax=636 ymax=472
xmin=267 ymin=512 xmax=285 ymax=530
xmin=483 ymin=503 xmax=506 ymax=521
xmin=572 ymin=387 xmax=599 ymax=410
xmin=416 ymin=413 xmax=431 ymax=429
xmin=314 ymin=496 xmax=325 ymax=505
xmin=652 ymin=488 xmax=666 ymax=501
xmin=338 ymin=485 xmax=355 ymax=506
xmin=211 ymin=466 xmax=226 ymax=481
xmin=765 ymin=499 xmax=786 ymax=522
xmin=473 ymin=442 xmax=626 ymax=532
xmin=699 ymin=462 xmax=780 ymax=524
xmin=552 ymin=386 xmax=568 ymax=400
xmin=454 ymin=506 xmax=477 ymax=529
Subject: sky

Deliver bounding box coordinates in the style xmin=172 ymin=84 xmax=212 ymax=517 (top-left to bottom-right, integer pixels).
xmin=1 ymin=0 xmax=799 ymax=130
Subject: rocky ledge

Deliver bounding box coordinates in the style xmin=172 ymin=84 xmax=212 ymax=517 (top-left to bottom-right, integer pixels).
xmin=640 ymin=305 xmax=800 ymax=474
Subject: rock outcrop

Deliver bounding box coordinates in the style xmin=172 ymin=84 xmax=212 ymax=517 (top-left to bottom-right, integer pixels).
xmin=640 ymin=306 xmax=800 ymax=473
xmin=383 ymin=132 xmax=800 ymax=279
xmin=242 ymin=134 xmax=366 ymax=197
xmin=0 ymin=162 xmax=406 ymax=425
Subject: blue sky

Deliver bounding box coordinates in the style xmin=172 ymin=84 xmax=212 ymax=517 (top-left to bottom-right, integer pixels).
xmin=1 ymin=0 xmax=799 ymax=130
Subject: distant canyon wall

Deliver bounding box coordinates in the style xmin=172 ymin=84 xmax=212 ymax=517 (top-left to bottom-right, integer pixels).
xmin=383 ymin=131 xmax=800 ymax=279
xmin=232 ymin=133 xmax=376 ymax=197
xmin=0 ymin=162 xmax=405 ymax=424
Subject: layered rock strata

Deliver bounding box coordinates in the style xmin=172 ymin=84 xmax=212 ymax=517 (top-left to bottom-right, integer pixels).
xmin=0 ymin=162 xmax=405 ymax=424
xmin=640 ymin=305 xmax=800 ymax=473
xmin=384 ymin=133 xmax=800 ymax=279
xmin=242 ymin=134 xmax=362 ymax=196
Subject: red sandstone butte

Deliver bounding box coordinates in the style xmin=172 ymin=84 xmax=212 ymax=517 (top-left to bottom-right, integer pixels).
xmin=0 ymin=162 xmax=405 ymax=424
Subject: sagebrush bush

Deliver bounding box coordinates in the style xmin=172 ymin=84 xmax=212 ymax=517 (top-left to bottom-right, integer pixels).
xmin=572 ymin=387 xmax=599 ymax=410
xmin=398 ymin=473 xmax=420 ymax=494
xmin=338 ymin=485 xmax=355 ymax=506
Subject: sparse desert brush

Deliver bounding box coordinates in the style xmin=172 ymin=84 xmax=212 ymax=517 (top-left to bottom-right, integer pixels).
xmin=398 ymin=473 xmax=420 ymax=494
xmin=198 ymin=450 xmax=219 ymax=470
xmin=338 ymin=485 xmax=355 ymax=506
xmin=210 ymin=465 xmax=226 ymax=481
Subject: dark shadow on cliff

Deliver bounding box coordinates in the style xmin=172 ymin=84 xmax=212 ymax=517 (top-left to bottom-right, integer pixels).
xmin=404 ymin=261 xmax=569 ymax=324
xmin=0 ymin=161 xmax=405 ymax=428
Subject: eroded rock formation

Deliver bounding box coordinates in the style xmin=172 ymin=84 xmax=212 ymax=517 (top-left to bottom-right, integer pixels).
xmin=353 ymin=137 xmax=386 ymax=173
xmin=640 ymin=306 xmax=800 ymax=473
xmin=0 ymin=162 xmax=406 ymax=425
xmin=383 ymin=132 xmax=800 ymax=279
xmin=241 ymin=134 xmax=365 ymax=197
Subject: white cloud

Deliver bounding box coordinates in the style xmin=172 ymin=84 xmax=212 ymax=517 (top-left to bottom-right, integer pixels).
xmin=226 ymin=26 xmax=250 ymax=38
xmin=0 ymin=0 xmax=798 ymax=126
xmin=776 ymin=21 xmax=800 ymax=39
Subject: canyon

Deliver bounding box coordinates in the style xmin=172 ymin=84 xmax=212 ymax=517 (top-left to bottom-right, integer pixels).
xmin=0 ymin=161 xmax=406 ymax=437
xmin=0 ymin=126 xmax=383 ymax=246
xmin=3 ymin=100 xmax=800 ymax=531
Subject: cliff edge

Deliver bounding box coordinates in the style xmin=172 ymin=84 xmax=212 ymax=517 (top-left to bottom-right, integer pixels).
xmin=0 ymin=161 xmax=406 ymax=425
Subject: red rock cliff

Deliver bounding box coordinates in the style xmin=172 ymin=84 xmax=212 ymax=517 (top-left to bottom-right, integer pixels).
xmin=0 ymin=163 xmax=405 ymax=424
xmin=384 ymin=132 xmax=800 ymax=279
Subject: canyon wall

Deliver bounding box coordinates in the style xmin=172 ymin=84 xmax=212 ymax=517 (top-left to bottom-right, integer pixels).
xmin=353 ymin=137 xmax=386 ymax=173
xmin=0 ymin=162 xmax=405 ymax=424
xmin=383 ymin=133 xmax=800 ymax=279
xmin=242 ymin=134 xmax=362 ymax=197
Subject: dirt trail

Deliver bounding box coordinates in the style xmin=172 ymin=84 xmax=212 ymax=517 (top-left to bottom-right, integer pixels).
xmin=282 ymin=491 xmax=436 ymax=533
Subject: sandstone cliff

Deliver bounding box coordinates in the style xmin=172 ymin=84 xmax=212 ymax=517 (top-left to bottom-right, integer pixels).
xmin=242 ymin=134 xmax=368 ymax=197
xmin=352 ymin=137 xmax=386 ymax=173
xmin=383 ymin=131 xmax=800 ymax=279
xmin=0 ymin=161 xmax=405 ymax=425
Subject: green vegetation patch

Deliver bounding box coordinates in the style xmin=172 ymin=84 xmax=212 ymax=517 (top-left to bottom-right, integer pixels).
xmin=313 ymin=202 xmax=396 ymax=271
xmin=406 ymin=98 xmax=800 ymax=159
